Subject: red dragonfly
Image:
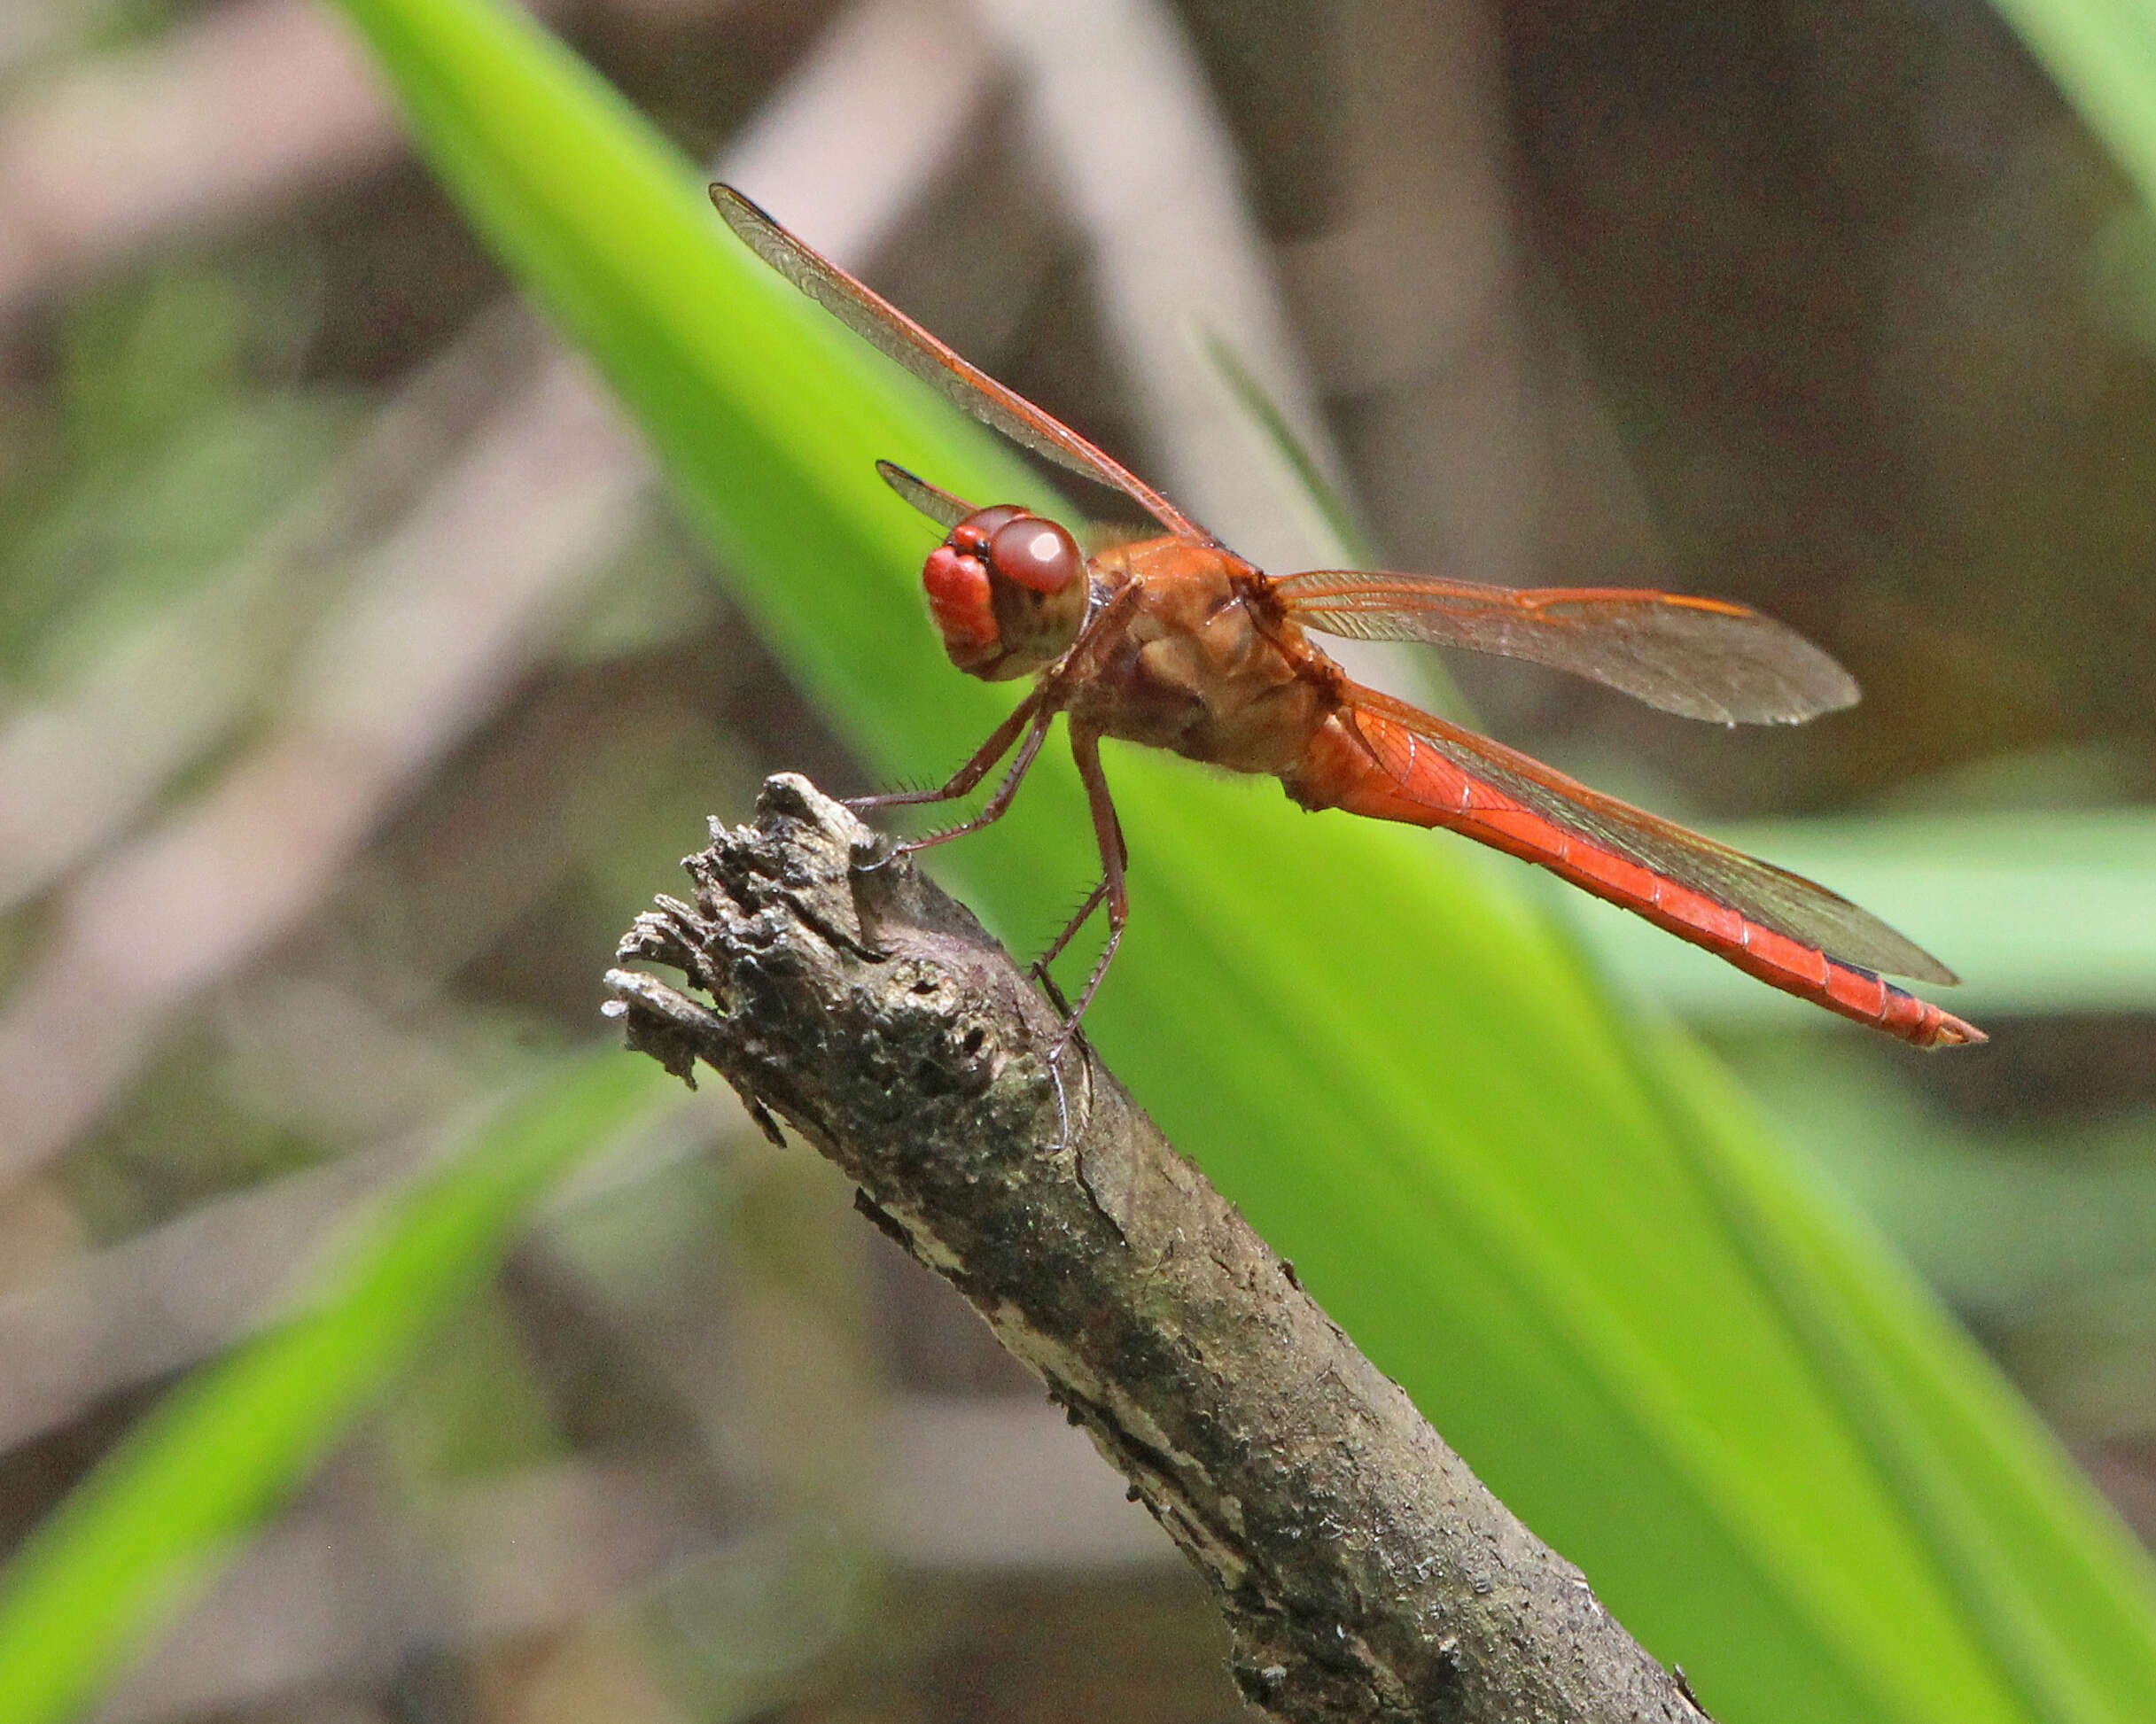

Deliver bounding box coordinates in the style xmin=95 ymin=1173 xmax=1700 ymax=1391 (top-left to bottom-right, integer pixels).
xmin=712 ymin=185 xmax=1982 ymax=1050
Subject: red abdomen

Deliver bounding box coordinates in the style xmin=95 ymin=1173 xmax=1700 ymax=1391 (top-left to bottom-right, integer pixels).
xmin=1292 ymin=711 xmax=1982 ymax=1049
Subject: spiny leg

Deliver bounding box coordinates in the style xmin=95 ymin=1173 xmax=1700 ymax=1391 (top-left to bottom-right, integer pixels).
xmin=1034 ymin=881 xmax=1109 ymax=977
xmin=1028 ymin=879 xmax=1107 ymax=1071
xmin=848 ymin=586 xmax=1134 ymax=847
xmin=845 ymin=687 xmax=1046 ymax=815
xmin=1045 ymin=726 xmax=1129 ymax=1051
xmin=1031 ymin=758 xmax=1129 ymax=976
xmin=899 ymin=704 xmax=1055 ymax=856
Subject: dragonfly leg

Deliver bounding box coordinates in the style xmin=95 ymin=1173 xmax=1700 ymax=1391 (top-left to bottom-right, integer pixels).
xmin=845 ymin=687 xmax=1047 ymax=814
xmin=899 ymin=705 xmax=1055 ymax=856
xmin=848 ymin=586 xmax=1132 ymax=846
xmin=1034 ymin=880 xmax=1109 ymax=976
xmin=1031 ymin=733 xmax=1131 ymax=978
xmin=1043 ymin=726 xmax=1128 ymax=1050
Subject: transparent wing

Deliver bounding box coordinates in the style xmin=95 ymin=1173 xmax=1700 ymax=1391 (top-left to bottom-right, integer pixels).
xmin=876 ymin=460 xmax=976 ymax=532
xmin=1278 ymin=570 xmax=1858 ymax=724
xmin=712 ymin=185 xmax=1202 ymax=541
xmin=1344 ymin=681 xmax=1955 ymax=982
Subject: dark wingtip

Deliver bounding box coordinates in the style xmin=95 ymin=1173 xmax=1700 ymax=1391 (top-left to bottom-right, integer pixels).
xmin=875 ymin=462 xmax=978 ymax=532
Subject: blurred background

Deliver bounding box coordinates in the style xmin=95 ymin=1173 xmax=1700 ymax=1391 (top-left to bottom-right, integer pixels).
xmin=1 ymin=0 xmax=2152 ymax=1718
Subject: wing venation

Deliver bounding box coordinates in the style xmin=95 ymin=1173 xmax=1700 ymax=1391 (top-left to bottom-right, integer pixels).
xmin=712 ymin=185 xmax=1200 ymax=540
xmin=1280 ymin=571 xmax=1858 ymax=724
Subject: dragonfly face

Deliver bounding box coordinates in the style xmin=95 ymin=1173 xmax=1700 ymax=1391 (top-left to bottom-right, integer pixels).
xmin=924 ymin=506 xmax=1088 ymax=681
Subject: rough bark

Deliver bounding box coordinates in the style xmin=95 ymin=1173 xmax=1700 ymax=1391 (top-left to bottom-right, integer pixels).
xmin=603 ymin=773 xmax=1708 ymax=1724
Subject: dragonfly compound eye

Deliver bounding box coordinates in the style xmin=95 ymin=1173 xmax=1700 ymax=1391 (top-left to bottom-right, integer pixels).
xmin=989 ymin=516 xmax=1081 ymax=594
xmin=950 ymin=504 xmax=1024 ymax=558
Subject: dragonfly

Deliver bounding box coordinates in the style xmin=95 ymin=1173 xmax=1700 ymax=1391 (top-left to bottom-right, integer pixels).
xmin=712 ymin=184 xmax=1982 ymax=1050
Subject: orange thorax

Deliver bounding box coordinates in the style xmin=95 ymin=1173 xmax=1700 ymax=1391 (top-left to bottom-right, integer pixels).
xmin=1061 ymin=537 xmax=1339 ymax=778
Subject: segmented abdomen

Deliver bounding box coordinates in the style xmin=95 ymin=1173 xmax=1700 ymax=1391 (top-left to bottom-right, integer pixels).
xmin=1289 ymin=710 xmax=1981 ymax=1048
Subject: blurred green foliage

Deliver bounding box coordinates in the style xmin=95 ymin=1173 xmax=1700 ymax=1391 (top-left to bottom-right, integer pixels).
xmin=0 ymin=2 xmax=2148 ymax=1722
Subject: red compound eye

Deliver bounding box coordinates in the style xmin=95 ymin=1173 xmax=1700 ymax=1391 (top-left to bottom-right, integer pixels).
xmin=988 ymin=516 xmax=1081 ymax=593
xmin=949 ymin=505 xmax=1024 ymax=558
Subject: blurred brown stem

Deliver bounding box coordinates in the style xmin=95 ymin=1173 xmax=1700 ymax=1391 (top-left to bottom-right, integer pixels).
xmin=604 ymin=773 xmax=1704 ymax=1724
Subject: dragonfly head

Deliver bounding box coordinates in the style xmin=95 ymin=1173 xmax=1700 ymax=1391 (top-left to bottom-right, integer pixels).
xmin=922 ymin=506 xmax=1087 ymax=680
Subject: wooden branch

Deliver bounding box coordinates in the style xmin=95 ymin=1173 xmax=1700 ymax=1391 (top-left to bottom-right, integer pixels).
xmin=603 ymin=774 xmax=1708 ymax=1724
